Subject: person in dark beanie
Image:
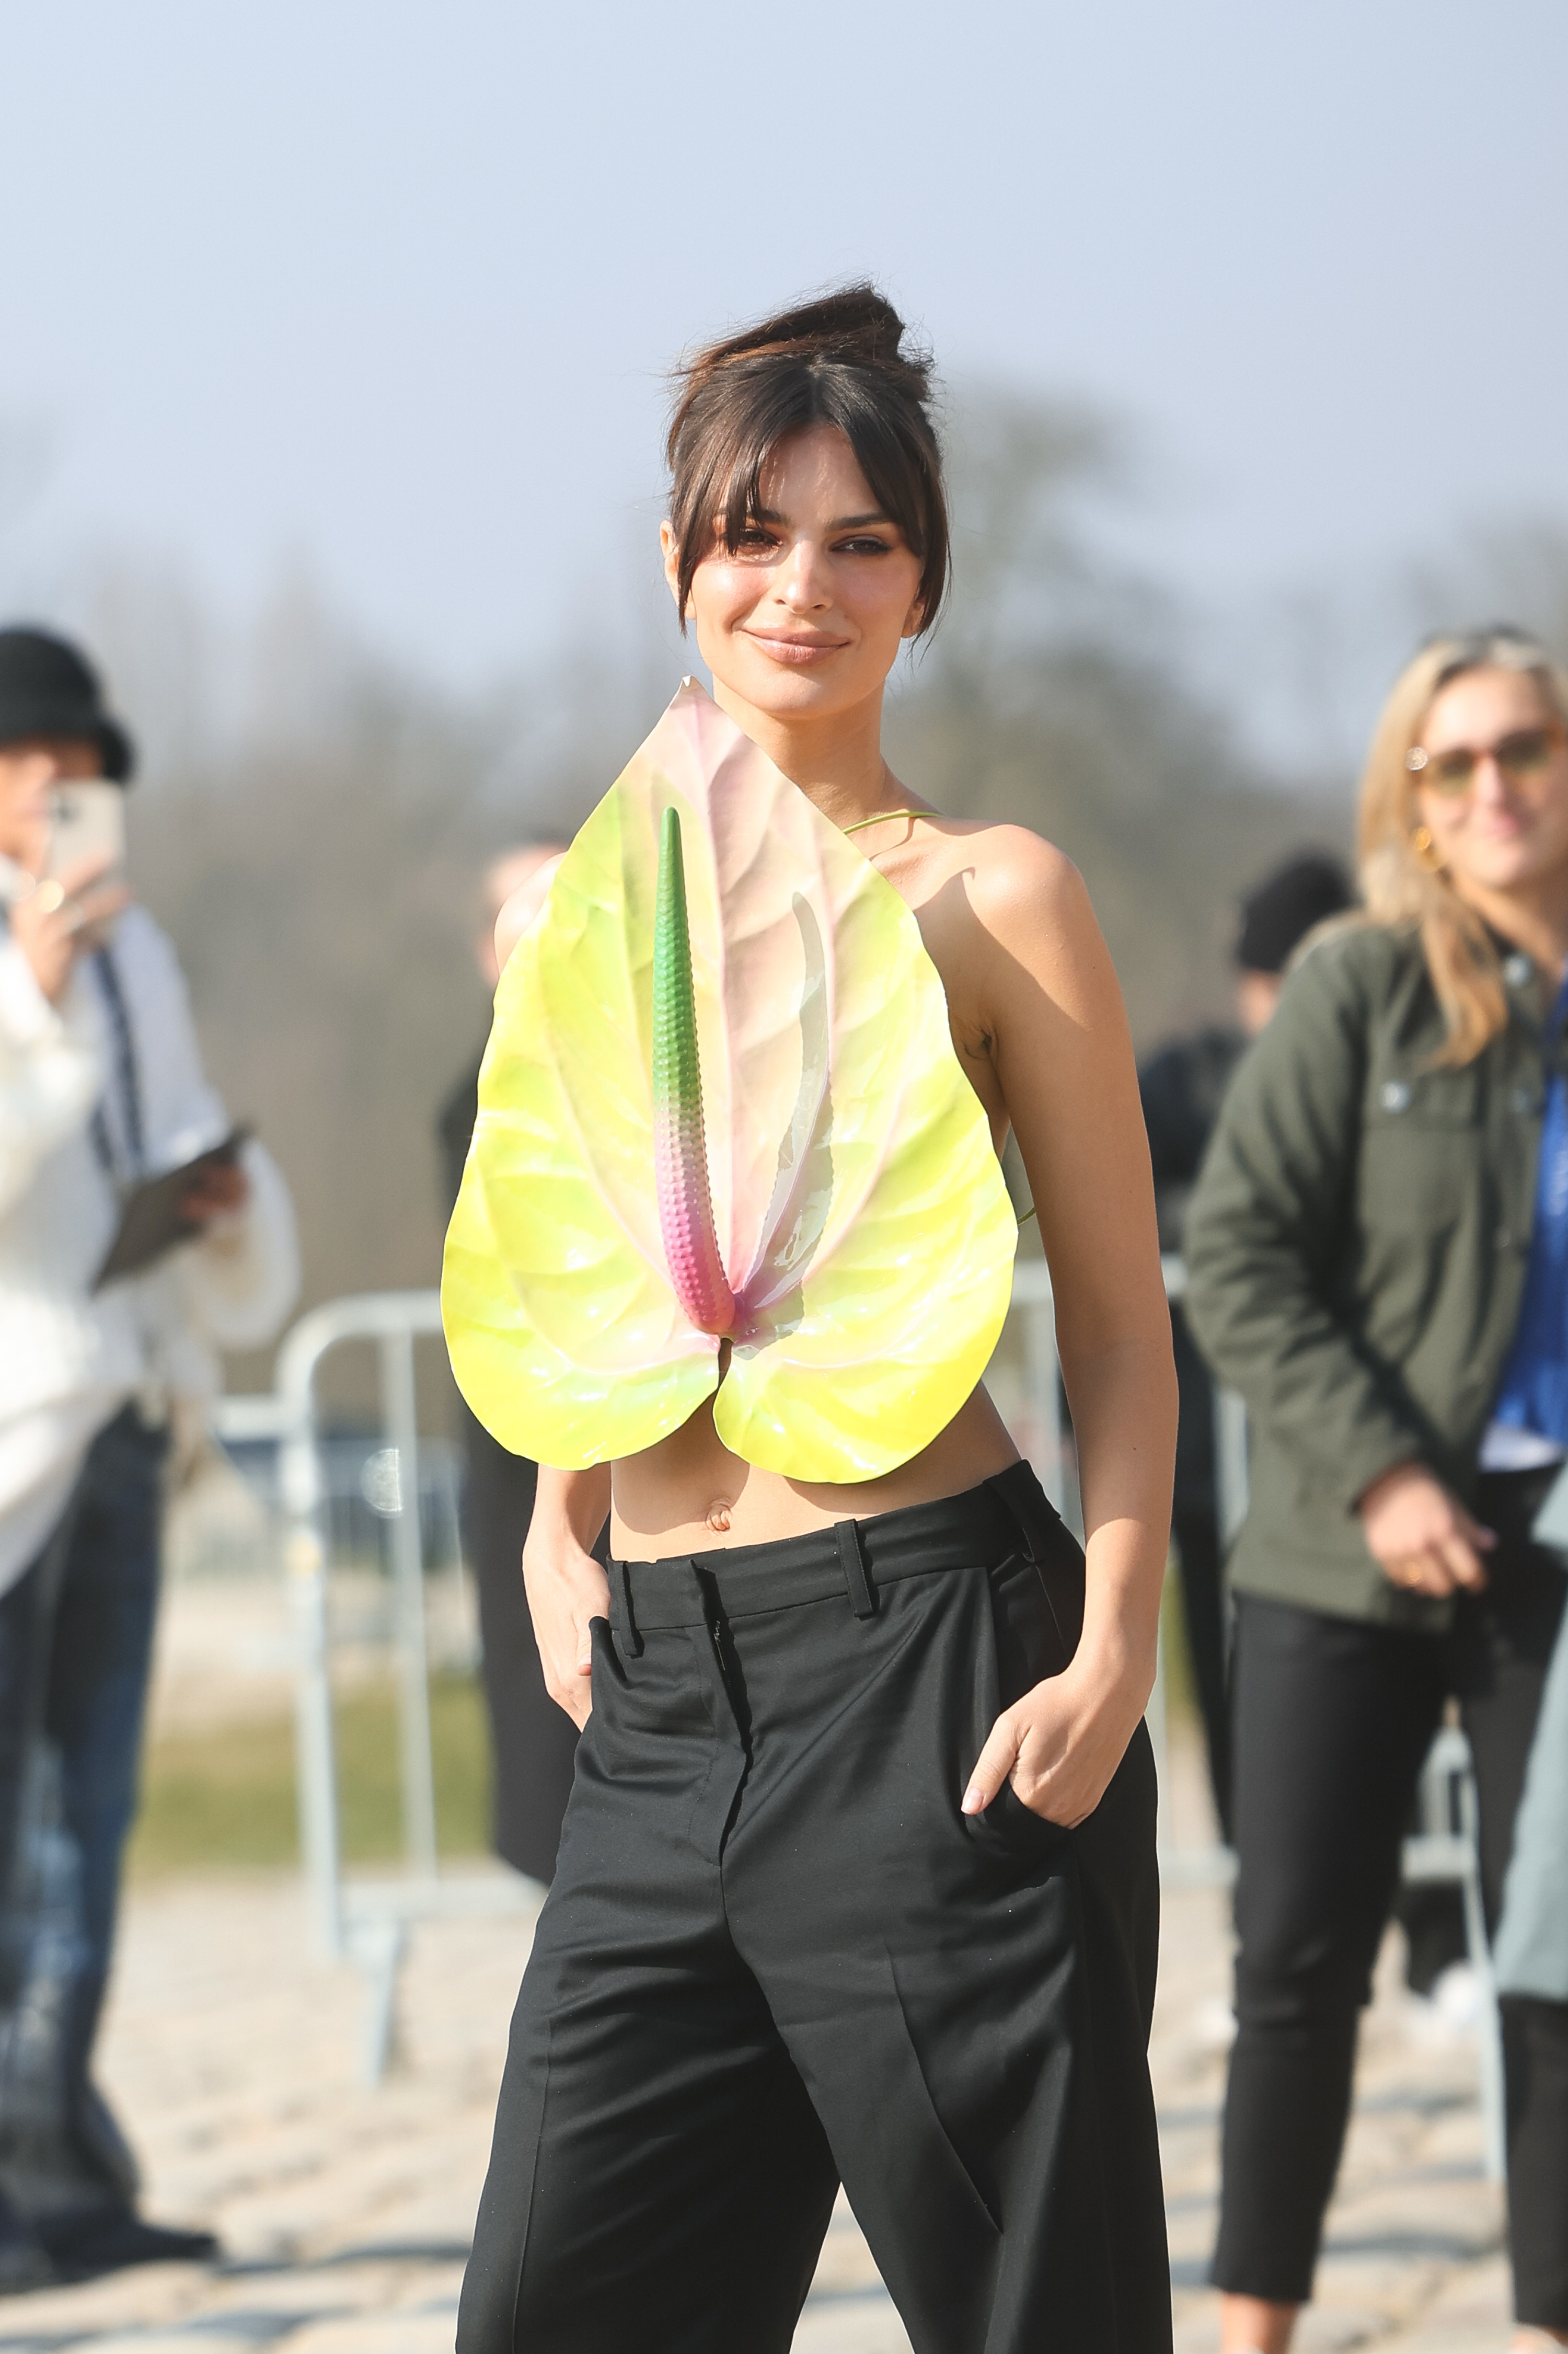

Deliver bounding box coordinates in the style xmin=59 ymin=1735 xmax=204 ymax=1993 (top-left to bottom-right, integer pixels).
xmin=0 ymin=628 xmax=298 ymax=2289
xmin=1232 ymin=854 xmax=1360 ymax=1037
xmin=1139 ymin=852 xmax=1354 ymax=1838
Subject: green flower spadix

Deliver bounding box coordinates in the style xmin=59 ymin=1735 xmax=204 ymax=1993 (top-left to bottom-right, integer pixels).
xmin=652 ymin=806 xmax=736 ymax=1336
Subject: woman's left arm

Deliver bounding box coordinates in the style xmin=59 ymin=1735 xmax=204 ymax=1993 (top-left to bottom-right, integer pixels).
xmin=959 ymin=835 xmax=1177 ymax=1828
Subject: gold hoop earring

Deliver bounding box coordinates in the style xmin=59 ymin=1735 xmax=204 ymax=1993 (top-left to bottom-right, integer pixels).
xmin=1410 ymin=824 xmax=1445 ymax=874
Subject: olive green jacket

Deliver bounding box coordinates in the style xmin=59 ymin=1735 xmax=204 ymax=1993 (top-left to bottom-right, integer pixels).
xmin=1184 ymin=921 xmax=1548 ymax=1628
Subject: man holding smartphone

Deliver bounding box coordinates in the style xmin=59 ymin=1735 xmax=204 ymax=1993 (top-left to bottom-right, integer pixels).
xmin=0 ymin=627 xmax=300 ymax=2289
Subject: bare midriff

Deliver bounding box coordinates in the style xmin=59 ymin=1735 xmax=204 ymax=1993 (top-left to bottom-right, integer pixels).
xmin=608 ymin=1379 xmax=1021 ymax=1561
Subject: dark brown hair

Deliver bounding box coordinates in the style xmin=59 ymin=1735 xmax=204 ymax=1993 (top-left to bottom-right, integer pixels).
xmin=665 ymin=284 xmax=948 ymax=635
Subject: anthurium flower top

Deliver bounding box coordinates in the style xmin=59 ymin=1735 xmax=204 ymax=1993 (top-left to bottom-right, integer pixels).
xmin=441 ymin=678 xmax=1018 ymax=1482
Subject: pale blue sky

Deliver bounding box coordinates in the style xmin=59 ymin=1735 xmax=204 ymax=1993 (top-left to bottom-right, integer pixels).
xmin=3 ymin=0 xmax=1565 ymax=767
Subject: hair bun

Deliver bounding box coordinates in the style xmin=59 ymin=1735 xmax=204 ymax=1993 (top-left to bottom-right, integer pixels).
xmin=687 ymin=284 xmax=930 ymax=394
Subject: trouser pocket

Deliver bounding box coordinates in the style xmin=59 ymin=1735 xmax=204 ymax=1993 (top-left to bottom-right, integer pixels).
xmin=961 ymin=1549 xmax=1079 ymax=1860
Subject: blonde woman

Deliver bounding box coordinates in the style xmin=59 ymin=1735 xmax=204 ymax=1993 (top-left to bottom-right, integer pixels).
xmin=1186 ymin=628 xmax=1568 ymax=2351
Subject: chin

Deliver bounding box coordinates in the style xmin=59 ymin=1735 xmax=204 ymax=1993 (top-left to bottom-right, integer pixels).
xmin=1477 ymin=857 xmax=1551 ymax=895
xmin=727 ymin=663 xmax=855 ymax=720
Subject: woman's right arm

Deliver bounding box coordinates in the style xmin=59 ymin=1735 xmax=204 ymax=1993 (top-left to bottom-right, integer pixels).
xmin=524 ymin=1464 xmax=612 ymax=1726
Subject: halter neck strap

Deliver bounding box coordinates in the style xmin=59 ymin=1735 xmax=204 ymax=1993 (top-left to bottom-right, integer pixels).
xmin=841 ymin=807 xmax=927 ymax=837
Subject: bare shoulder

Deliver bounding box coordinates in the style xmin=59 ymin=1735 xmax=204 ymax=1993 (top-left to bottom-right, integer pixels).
xmin=916 ymin=817 xmax=1098 ymax=971
xmin=892 ymin=816 xmax=1125 ymax=1113
xmin=963 ymin=822 xmax=1084 ymax=917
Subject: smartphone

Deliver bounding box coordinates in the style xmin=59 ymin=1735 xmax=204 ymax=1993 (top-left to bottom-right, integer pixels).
xmin=45 ymin=782 xmax=126 ymax=887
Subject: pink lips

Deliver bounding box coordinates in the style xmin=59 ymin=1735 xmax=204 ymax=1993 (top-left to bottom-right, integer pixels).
xmin=745 ymin=633 xmax=849 ymax=665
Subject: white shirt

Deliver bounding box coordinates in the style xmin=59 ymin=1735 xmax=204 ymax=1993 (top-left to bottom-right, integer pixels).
xmin=0 ymin=895 xmax=299 ymax=1595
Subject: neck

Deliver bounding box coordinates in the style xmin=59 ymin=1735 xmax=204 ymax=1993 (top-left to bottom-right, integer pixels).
xmin=1456 ymin=868 xmax=1568 ymax=985
xmin=709 ymin=678 xmax=908 ymax=828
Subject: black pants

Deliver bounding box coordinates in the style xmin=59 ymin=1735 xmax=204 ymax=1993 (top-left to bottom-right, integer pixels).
xmin=458 ymin=1462 xmax=1170 ymax=2354
xmin=1170 ymin=1304 xmax=1232 ymax=1839
xmin=459 ymin=1409 xmax=579 ymax=1883
xmin=1215 ymin=1470 xmax=1568 ymax=2325
xmin=1170 ymin=1505 xmax=1231 ymax=1842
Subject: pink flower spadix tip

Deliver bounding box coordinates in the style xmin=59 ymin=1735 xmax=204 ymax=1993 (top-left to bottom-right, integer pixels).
xmin=652 ymin=805 xmax=737 ymax=1337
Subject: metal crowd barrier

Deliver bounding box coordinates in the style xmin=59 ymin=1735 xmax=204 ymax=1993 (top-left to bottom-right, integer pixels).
xmin=218 ymin=1292 xmax=537 ymax=2084
xmin=1403 ymin=1727 xmax=1506 ymax=2179
xmin=220 ymin=1270 xmax=1505 ymax=2156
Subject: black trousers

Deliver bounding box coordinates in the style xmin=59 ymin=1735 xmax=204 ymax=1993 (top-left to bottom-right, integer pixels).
xmin=1170 ymin=1505 xmax=1231 ymax=1842
xmin=1170 ymin=1304 xmax=1232 ymax=1840
xmin=458 ymin=1462 xmax=1170 ymax=2354
xmin=1215 ymin=1469 xmax=1568 ymax=2325
xmin=459 ymin=1409 xmax=579 ymax=1884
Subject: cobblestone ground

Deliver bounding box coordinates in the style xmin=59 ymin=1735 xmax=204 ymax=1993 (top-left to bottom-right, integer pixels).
xmin=0 ymin=1851 xmax=1509 ymax=2353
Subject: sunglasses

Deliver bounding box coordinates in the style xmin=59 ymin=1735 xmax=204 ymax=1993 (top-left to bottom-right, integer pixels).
xmin=1405 ymin=722 xmax=1566 ymax=795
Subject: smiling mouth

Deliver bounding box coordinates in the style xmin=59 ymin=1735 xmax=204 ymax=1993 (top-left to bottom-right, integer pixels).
xmin=743 ymin=632 xmax=850 ymax=664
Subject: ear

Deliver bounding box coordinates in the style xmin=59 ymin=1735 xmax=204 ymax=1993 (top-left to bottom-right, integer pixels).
xmin=659 ymin=521 xmax=683 ymax=613
xmin=900 ymin=595 xmax=926 ymax=641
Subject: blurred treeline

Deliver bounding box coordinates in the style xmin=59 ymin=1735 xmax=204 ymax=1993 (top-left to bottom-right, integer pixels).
xmin=55 ymin=395 xmax=1568 ymax=1345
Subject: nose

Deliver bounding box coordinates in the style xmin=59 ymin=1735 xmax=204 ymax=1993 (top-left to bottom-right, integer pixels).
xmin=776 ymin=536 xmax=831 ymax=612
xmin=1470 ymin=753 xmax=1512 ymax=806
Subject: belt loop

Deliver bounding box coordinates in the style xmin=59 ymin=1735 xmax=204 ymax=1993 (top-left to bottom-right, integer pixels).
xmin=611 ymin=1558 xmax=644 ymax=1657
xmin=835 ymin=1519 xmax=876 ymax=1620
xmin=994 ymin=1466 xmax=1039 ymax=1566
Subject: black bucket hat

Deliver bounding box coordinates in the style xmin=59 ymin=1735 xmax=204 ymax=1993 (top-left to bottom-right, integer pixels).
xmin=0 ymin=627 xmax=135 ymax=783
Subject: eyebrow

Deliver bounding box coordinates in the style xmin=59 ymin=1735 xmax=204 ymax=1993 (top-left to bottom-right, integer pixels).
xmin=750 ymin=506 xmax=895 ymax=531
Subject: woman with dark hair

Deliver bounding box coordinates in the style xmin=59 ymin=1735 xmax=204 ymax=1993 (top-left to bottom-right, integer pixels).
xmin=451 ymin=288 xmax=1177 ymax=2353
xmin=1186 ymin=629 xmax=1568 ymax=2351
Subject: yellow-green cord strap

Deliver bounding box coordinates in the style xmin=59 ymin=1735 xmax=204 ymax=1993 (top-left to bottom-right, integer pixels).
xmin=841 ymin=807 xmax=926 ymax=837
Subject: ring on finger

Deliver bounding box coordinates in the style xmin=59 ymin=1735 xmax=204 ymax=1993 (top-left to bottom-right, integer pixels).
xmin=33 ymin=879 xmax=66 ymax=914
